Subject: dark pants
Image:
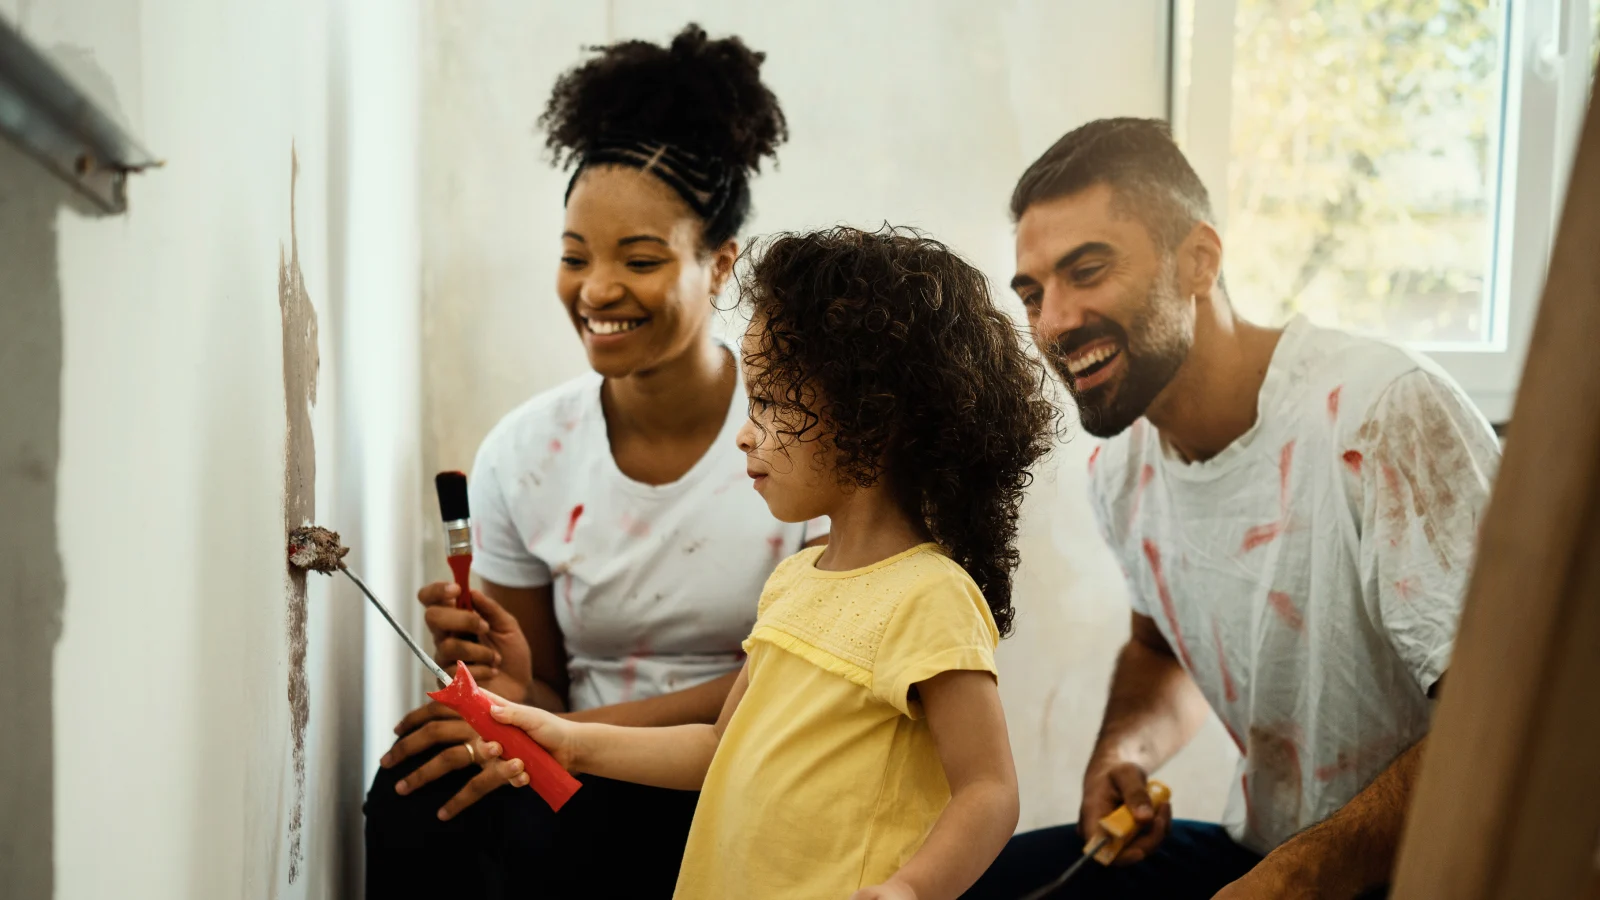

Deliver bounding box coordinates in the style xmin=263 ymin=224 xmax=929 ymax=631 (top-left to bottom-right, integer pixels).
xmin=364 ymin=744 xmax=698 ymax=899
xmin=964 ymin=821 xmax=1392 ymax=900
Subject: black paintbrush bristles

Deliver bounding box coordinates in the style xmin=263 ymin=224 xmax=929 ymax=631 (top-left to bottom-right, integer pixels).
xmin=435 ymin=471 xmax=470 ymax=521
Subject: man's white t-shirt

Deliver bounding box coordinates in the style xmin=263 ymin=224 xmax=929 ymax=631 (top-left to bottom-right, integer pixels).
xmin=469 ymin=354 xmax=827 ymax=712
xmin=1088 ymin=315 xmax=1500 ymax=853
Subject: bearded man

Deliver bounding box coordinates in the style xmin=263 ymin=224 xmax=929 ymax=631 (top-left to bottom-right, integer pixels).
xmin=967 ymin=118 xmax=1501 ymax=900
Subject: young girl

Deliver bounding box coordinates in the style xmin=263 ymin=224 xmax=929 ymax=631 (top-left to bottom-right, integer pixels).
xmin=491 ymin=226 xmax=1056 ymax=899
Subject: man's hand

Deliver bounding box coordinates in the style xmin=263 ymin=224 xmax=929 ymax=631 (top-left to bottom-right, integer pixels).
xmin=1079 ymin=760 xmax=1172 ymax=865
xmin=417 ymin=582 xmax=533 ymax=703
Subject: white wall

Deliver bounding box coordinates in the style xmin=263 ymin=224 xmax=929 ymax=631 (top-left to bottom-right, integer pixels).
xmin=0 ymin=0 xmax=415 ymax=896
xmin=418 ymin=0 xmax=1238 ymax=831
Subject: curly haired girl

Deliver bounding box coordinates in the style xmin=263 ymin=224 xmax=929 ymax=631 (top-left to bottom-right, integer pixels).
xmin=492 ymin=226 xmax=1057 ymax=899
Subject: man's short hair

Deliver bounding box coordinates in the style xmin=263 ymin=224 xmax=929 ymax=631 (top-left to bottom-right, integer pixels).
xmin=1011 ymin=117 xmax=1215 ymax=251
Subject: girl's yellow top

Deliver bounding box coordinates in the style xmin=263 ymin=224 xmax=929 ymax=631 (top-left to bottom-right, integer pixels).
xmin=673 ymin=543 xmax=1000 ymax=898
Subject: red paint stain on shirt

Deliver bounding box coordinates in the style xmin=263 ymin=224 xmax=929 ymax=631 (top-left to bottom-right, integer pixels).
xmin=1267 ymin=591 xmax=1305 ymax=632
xmin=1088 ymin=445 xmax=1102 ymax=474
xmin=1142 ymin=540 xmax=1196 ymax=673
xmin=550 ymin=562 xmax=579 ymax=624
xmin=767 ymin=534 xmax=786 ymax=562
xmin=1223 ymin=720 xmax=1246 ymax=755
xmin=1127 ymin=464 xmax=1156 ymax=530
xmin=1277 ymin=441 xmax=1295 ymax=509
xmin=564 ymin=504 xmax=584 ymax=543
xmin=1327 ymin=386 xmax=1342 ymax=419
xmin=1240 ymin=522 xmax=1284 ymax=552
xmin=1314 ymin=735 xmax=1402 ymax=782
xmin=549 ymin=438 xmax=563 ymax=455
xmin=1342 ymin=450 xmax=1363 ymax=475
xmin=1213 ymin=622 xmax=1239 ymax=703
xmin=1239 ymin=441 xmax=1296 ymax=553
xmin=1393 ymin=577 xmax=1420 ymax=604
xmin=619 ymin=640 xmax=652 ymax=703
xmin=620 ymin=513 xmax=651 ymax=539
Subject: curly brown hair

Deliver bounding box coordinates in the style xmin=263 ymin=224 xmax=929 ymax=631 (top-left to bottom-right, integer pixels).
xmin=733 ymin=226 xmax=1058 ymax=635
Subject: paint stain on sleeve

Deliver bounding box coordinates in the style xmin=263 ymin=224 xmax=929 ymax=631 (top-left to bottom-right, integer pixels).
xmin=1327 ymin=385 xmax=1342 ymax=419
xmin=1358 ymin=393 xmax=1474 ymax=570
xmin=564 ymin=504 xmax=584 ymax=543
xmin=277 ymin=147 xmax=317 ymax=885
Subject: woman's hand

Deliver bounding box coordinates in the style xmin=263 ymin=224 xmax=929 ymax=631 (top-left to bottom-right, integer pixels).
xmin=417 ymin=582 xmax=534 ymax=704
xmin=850 ymin=883 xmax=918 ymax=900
xmin=489 ymin=695 xmax=583 ymax=771
xmin=379 ymin=704 xmax=532 ymax=820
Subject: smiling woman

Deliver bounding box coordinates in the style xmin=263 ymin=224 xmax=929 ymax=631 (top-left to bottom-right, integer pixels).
xmin=361 ymin=24 xmax=828 ymax=900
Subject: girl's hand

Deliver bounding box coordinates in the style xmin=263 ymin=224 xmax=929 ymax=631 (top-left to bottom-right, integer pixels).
xmin=487 ymin=692 xmax=583 ymax=771
xmin=850 ymin=883 xmax=918 ymax=900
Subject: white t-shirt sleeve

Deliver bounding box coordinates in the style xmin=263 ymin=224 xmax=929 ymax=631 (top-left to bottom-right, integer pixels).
xmin=1353 ymin=368 xmax=1499 ymax=694
xmin=1088 ymin=455 xmax=1152 ymax=618
xmin=469 ymin=436 xmax=552 ymax=589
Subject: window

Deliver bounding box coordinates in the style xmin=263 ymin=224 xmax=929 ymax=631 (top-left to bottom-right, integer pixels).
xmin=1227 ymin=1 xmax=1503 ymax=345
xmin=1172 ymin=0 xmax=1595 ymax=422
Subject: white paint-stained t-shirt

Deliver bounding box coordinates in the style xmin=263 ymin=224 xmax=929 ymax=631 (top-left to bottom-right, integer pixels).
xmin=1088 ymin=315 xmax=1500 ymax=854
xmin=469 ymin=352 xmax=828 ymax=712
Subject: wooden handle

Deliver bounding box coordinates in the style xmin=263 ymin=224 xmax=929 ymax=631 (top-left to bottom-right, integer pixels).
xmin=1092 ymin=779 xmax=1172 ymax=865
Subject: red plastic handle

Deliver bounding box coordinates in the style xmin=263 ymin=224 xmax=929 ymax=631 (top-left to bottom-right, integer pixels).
xmin=428 ymin=662 xmax=581 ymax=812
xmin=447 ymin=555 xmax=474 ymax=612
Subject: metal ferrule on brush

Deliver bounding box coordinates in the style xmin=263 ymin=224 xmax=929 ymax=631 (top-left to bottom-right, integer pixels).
xmin=443 ymin=518 xmax=471 ymax=556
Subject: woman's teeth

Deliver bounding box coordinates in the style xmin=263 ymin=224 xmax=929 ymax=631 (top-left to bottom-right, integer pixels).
xmin=1068 ymin=344 xmax=1118 ymax=375
xmin=585 ymin=318 xmax=645 ymax=335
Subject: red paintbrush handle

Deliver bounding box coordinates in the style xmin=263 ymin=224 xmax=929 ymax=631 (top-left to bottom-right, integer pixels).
xmin=446 ymin=554 xmax=474 ymax=612
xmin=428 ymin=662 xmax=581 ymax=812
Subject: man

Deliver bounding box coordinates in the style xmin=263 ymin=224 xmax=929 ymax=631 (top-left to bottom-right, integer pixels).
xmin=968 ymin=119 xmax=1501 ymax=899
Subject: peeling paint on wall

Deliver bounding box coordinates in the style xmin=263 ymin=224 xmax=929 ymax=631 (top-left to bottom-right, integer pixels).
xmin=279 ymin=146 xmax=319 ymax=884
xmin=0 ymin=134 xmax=71 ymax=900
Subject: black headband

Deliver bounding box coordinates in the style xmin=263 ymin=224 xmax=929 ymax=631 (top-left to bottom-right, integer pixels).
xmin=565 ymin=134 xmax=736 ymax=227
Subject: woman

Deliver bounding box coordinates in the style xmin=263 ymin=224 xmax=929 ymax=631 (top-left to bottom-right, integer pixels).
xmin=362 ymin=25 xmax=817 ymax=898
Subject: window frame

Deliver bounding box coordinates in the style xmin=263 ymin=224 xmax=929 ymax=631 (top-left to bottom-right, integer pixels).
xmin=1170 ymin=0 xmax=1593 ymax=423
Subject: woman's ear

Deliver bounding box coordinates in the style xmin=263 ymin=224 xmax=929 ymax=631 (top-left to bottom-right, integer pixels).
xmin=710 ymin=239 xmax=739 ymax=295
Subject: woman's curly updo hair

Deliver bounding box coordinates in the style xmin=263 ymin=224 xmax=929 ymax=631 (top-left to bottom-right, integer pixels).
xmin=539 ymin=24 xmax=788 ymax=248
xmin=734 ymin=226 xmax=1058 ymax=635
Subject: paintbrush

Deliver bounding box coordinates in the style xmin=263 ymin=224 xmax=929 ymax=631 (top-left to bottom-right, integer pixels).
xmin=434 ymin=471 xmax=475 ymax=613
xmin=287 ymin=525 xmax=582 ymax=812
